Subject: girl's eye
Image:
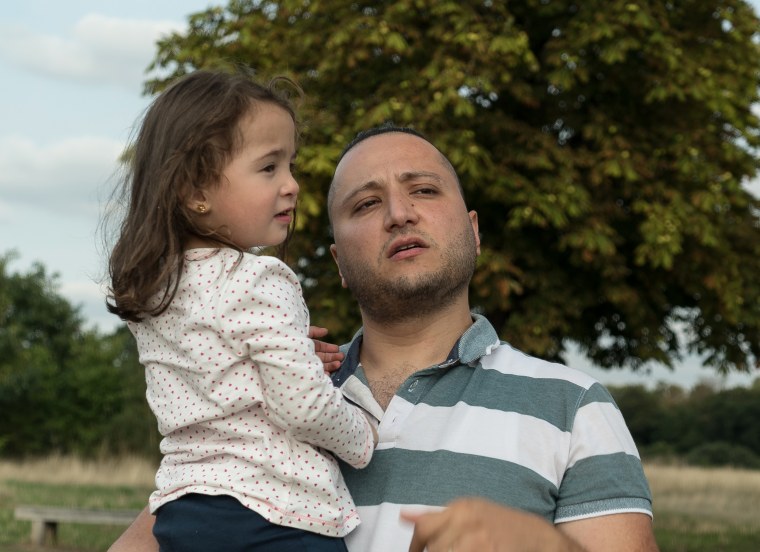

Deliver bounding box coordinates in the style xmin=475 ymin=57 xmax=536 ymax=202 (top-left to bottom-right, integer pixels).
xmin=263 ymin=164 xmax=276 ymax=173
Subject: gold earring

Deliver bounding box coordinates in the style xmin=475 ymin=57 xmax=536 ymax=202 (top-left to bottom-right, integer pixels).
xmin=197 ymin=204 xmax=207 ymax=213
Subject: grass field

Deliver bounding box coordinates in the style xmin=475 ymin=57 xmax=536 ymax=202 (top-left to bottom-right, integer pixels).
xmin=644 ymin=463 xmax=760 ymax=551
xmin=1 ymin=456 xmax=759 ymax=551
xmin=0 ymin=455 xmax=155 ymax=552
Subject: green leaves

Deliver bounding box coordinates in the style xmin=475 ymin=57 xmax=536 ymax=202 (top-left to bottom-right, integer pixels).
xmin=0 ymin=253 xmax=158 ymax=457
xmin=141 ymin=0 xmax=760 ymax=374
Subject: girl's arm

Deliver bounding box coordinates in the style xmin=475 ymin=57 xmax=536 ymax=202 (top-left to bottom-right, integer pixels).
xmin=226 ymin=258 xmax=374 ymax=468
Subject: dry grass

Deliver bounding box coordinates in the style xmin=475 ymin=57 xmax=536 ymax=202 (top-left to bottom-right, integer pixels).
xmin=1 ymin=457 xmax=759 ymax=551
xmin=0 ymin=454 xmax=156 ymax=487
xmin=645 ymin=463 xmax=760 ymax=528
xmin=1 ymin=457 xmax=758 ymax=533
xmin=3 ymin=456 xmax=759 ymax=519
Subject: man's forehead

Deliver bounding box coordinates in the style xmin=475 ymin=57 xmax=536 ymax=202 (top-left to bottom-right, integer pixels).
xmin=335 ymin=135 xmax=449 ymax=188
xmin=328 ymin=130 xmax=462 ymax=221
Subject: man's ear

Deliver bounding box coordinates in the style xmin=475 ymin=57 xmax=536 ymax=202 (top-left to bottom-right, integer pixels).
xmin=469 ymin=210 xmax=481 ymax=255
xmin=329 ymin=244 xmax=348 ymax=288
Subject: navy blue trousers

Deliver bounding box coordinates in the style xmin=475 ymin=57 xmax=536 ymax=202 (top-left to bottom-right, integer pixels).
xmin=153 ymin=493 xmax=349 ymax=552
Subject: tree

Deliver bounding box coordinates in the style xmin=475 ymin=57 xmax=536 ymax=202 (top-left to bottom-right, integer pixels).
xmin=0 ymin=252 xmax=159 ymax=457
xmin=144 ymin=0 xmax=760 ymax=374
xmin=607 ymin=384 xmax=664 ymax=446
xmin=610 ymin=382 xmax=760 ymax=461
xmin=0 ymin=251 xmax=83 ymax=454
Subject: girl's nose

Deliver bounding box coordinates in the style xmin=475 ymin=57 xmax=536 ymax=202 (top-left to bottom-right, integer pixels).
xmin=283 ymin=172 xmax=299 ymax=195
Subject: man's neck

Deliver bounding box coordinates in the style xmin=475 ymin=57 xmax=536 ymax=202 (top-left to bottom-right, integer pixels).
xmin=358 ymin=299 xmax=474 ymax=374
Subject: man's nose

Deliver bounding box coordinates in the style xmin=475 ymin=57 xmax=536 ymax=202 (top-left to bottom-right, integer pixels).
xmin=383 ymin=191 xmax=419 ymax=230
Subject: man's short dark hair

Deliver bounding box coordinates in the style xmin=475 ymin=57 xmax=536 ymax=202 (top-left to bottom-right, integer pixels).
xmin=337 ymin=123 xmax=431 ymax=164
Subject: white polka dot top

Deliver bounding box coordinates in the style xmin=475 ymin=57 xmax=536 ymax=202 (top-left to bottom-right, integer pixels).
xmin=128 ymin=248 xmax=374 ymax=537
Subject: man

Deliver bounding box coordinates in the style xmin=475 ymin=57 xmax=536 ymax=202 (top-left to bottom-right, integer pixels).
xmin=109 ymin=125 xmax=658 ymax=551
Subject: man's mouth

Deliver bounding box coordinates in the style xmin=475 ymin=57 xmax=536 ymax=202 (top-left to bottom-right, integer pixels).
xmin=388 ymin=237 xmax=428 ymax=258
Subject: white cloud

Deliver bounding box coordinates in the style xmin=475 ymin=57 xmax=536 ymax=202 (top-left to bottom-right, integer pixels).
xmin=0 ymin=135 xmax=124 ymax=216
xmin=0 ymin=14 xmax=185 ymax=89
xmin=746 ymin=176 xmax=760 ymax=199
xmin=62 ymin=279 xmax=118 ymax=332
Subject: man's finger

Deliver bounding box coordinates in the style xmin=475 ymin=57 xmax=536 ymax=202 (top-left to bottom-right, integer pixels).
xmin=403 ymin=510 xmax=448 ymax=552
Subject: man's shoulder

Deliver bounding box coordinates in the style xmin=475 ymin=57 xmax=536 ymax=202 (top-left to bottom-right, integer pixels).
xmin=481 ymin=342 xmax=601 ymax=391
xmin=462 ymin=315 xmax=602 ymax=392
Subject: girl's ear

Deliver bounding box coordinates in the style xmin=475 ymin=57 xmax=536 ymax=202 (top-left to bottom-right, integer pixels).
xmin=186 ymin=188 xmax=210 ymax=215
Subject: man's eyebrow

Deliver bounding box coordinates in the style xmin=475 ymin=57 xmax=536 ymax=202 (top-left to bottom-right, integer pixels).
xmin=398 ymin=171 xmax=444 ymax=183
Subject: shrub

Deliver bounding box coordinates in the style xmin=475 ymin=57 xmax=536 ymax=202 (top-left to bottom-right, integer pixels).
xmin=639 ymin=441 xmax=678 ymax=464
xmin=685 ymin=442 xmax=760 ymax=469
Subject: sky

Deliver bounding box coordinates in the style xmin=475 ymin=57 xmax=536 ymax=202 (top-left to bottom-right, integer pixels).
xmin=1 ymin=1 xmax=759 ymax=391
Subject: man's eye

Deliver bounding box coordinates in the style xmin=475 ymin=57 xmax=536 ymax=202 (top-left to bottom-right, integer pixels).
xmin=356 ymin=199 xmax=379 ymax=211
xmin=414 ymin=187 xmax=436 ymax=195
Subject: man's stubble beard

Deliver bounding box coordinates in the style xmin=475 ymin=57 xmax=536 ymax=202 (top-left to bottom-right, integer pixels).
xmin=338 ymin=226 xmax=478 ymax=324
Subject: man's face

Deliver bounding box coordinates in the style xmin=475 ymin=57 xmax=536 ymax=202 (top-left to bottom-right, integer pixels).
xmin=329 ymin=132 xmax=480 ymax=323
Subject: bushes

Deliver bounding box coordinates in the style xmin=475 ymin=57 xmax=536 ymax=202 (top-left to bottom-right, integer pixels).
xmin=685 ymin=442 xmax=760 ymax=470
xmin=0 ymin=255 xmax=160 ymax=459
xmin=611 ymin=381 xmax=760 ymax=468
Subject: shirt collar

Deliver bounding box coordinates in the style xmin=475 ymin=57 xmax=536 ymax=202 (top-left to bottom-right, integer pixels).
xmin=330 ymin=314 xmax=500 ymax=387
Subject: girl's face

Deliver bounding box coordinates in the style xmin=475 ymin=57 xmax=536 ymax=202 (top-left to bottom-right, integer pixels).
xmin=197 ymin=103 xmax=298 ymax=249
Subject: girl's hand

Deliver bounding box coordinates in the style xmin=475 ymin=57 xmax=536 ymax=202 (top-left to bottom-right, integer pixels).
xmin=308 ymin=326 xmax=345 ymax=373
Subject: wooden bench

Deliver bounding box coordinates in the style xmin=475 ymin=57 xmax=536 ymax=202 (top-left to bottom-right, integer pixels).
xmin=14 ymin=505 xmax=141 ymax=546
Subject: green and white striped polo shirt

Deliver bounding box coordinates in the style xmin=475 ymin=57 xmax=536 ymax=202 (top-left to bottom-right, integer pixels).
xmin=332 ymin=315 xmax=653 ymax=552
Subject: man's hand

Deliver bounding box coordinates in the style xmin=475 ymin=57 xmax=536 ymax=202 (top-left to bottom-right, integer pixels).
xmin=107 ymin=507 xmax=157 ymax=552
xmin=308 ymin=326 xmax=345 ymax=373
xmin=402 ymin=498 xmax=582 ymax=552
xmin=402 ymin=498 xmax=658 ymax=552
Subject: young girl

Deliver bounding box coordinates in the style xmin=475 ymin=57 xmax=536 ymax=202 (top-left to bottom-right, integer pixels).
xmin=106 ymin=69 xmax=375 ymax=552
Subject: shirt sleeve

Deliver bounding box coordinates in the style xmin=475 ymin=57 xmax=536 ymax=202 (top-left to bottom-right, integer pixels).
xmin=219 ymin=256 xmax=374 ymax=469
xmin=555 ymin=382 xmax=653 ymax=522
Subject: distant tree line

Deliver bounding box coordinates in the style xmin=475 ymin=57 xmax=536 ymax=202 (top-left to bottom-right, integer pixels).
xmin=610 ymin=381 xmax=760 ymax=468
xmin=1 ymin=253 xmax=759 ymax=468
xmin=0 ymin=252 xmax=158 ymax=460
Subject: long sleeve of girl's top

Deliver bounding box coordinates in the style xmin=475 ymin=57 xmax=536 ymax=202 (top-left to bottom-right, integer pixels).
xmin=218 ymin=256 xmax=374 ymax=469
